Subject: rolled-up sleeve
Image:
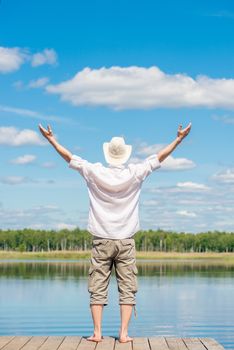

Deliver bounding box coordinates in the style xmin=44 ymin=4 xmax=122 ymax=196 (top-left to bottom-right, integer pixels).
xmin=134 ymin=154 xmax=161 ymax=182
xmin=68 ymin=154 xmax=91 ymax=181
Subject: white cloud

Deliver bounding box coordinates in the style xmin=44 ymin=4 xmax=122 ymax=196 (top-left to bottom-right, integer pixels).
xmin=0 ymin=47 xmax=58 ymax=73
xmin=0 ymin=204 xmax=73 ymax=230
xmin=146 ymin=183 xmax=210 ymax=195
xmin=213 ymin=169 xmax=234 ymax=183
xmin=46 ymin=66 xmax=234 ymax=110
xmin=142 ymin=199 xmax=160 ymax=206
xmin=210 ymin=205 xmax=234 ymax=213
xmin=0 ymin=176 xmax=30 ymax=185
xmin=214 ymin=220 xmax=234 ymax=227
xmin=0 ymin=126 xmax=46 ymax=146
xmin=28 ymin=77 xmax=49 ymax=88
xmin=0 ymin=104 xmax=79 ymax=124
xmin=161 ymin=156 xmax=196 ymax=170
xmin=129 ymin=142 xmax=195 ymax=170
xmin=31 ymin=204 xmax=60 ymax=213
xmin=176 ymin=198 xmax=206 ymax=205
xmin=41 ymin=161 xmax=56 ymax=168
xmin=0 ymin=176 xmax=55 ymax=186
xmin=135 ymin=142 xmax=164 ymax=156
xmin=12 ymin=80 xmax=24 ymax=90
xmin=55 ymin=223 xmax=77 ymax=230
xmin=130 ymin=154 xmax=195 ymax=170
xmin=140 ymin=179 xmax=234 ymax=231
xmin=0 ymin=105 xmax=48 ymax=119
xmin=176 ymin=210 xmax=197 ymax=217
xmin=10 ymin=154 xmax=36 ymax=165
xmin=29 ymin=222 xmax=77 ymax=231
xmin=0 ymin=47 xmax=28 ymax=73
xmin=212 ymin=114 xmax=234 ymax=124
xmin=207 ymin=11 xmax=234 ymax=19
xmin=176 ymin=181 xmax=211 ymax=191
xmin=31 ymin=49 xmax=57 ymax=67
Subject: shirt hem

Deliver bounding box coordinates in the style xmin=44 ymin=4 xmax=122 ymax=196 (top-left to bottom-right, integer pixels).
xmin=87 ymin=227 xmax=139 ymax=240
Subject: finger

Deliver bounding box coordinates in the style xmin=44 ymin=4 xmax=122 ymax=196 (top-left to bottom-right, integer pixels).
xmin=183 ymin=124 xmax=191 ymax=132
xmin=39 ymin=124 xmax=46 ymax=132
xmin=178 ymin=125 xmax=182 ymax=133
xmin=39 ymin=126 xmax=49 ymax=136
xmin=47 ymin=125 xmax=52 ymax=135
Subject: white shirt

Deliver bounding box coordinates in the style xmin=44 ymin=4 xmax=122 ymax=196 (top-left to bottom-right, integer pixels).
xmin=69 ymin=154 xmax=161 ymax=239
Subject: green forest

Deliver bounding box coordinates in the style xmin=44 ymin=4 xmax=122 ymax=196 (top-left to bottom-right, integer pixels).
xmin=0 ymin=228 xmax=234 ymax=252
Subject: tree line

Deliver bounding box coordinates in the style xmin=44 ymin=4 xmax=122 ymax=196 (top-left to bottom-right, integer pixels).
xmin=0 ymin=228 xmax=234 ymax=252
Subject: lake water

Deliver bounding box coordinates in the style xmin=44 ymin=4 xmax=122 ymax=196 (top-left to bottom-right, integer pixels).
xmin=0 ymin=259 xmax=234 ymax=349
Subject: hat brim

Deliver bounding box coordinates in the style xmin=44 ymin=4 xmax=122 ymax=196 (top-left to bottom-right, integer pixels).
xmin=103 ymin=142 xmax=132 ymax=165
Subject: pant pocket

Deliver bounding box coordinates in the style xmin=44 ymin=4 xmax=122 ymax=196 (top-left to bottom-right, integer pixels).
xmin=130 ymin=264 xmax=138 ymax=293
xmin=92 ymin=239 xmax=109 ymax=257
xmin=88 ymin=266 xmax=97 ymax=292
xmin=120 ymin=239 xmax=135 ymax=247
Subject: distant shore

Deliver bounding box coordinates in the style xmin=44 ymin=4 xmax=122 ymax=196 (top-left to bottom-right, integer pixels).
xmin=0 ymin=250 xmax=234 ymax=261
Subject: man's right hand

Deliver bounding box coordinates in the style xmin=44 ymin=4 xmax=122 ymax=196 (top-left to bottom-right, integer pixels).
xmin=38 ymin=123 xmax=72 ymax=162
xmin=38 ymin=124 xmax=55 ymax=142
xmin=177 ymin=122 xmax=192 ymax=143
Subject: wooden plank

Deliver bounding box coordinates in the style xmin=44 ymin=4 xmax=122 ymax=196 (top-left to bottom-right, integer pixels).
xmin=20 ymin=336 xmax=48 ymax=350
xmin=58 ymin=336 xmax=82 ymax=350
xmin=1 ymin=336 xmax=32 ymax=350
xmin=199 ymin=338 xmax=225 ymax=350
xmin=132 ymin=337 xmax=150 ymax=350
xmin=114 ymin=339 xmax=132 ymax=350
xmin=0 ymin=337 xmax=226 ymax=350
xmin=77 ymin=337 xmax=97 ymax=350
xmin=149 ymin=337 xmax=170 ymax=350
xmin=0 ymin=337 xmax=15 ymax=350
xmin=95 ymin=336 xmax=115 ymax=350
xmin=166 ymin=337 xmax=188 ymax=350
xmin=182 ymin=338 xmax=208 ymax=350
xmin=38 ymin=336 xmax=65 ymax=350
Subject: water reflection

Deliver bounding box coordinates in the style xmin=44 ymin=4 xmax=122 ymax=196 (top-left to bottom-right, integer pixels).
xmin=1 ymin=259 xmax=234 ymax=279
xmin=0 ymin=259 xmax=233 ymax=349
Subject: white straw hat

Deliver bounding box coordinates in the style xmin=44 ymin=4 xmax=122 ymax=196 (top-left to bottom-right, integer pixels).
xmin=103 ymin=136 xmax=132 ymax=166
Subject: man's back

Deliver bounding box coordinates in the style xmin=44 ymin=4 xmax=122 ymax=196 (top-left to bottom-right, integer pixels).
xmin=69 ymin=154 xmax=161 ymax=239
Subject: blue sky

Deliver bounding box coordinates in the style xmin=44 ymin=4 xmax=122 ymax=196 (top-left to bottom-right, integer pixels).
xmin=0 ymin=0 xmax=234 ymax=232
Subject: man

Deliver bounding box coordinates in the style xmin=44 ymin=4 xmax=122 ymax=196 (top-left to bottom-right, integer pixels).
xmin=38 ymin=122 xmax=192 ymax=343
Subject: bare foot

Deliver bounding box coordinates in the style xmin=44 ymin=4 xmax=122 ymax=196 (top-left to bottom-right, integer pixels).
xmin=87 ymin=334 xmax=103 ymax=342
xmin=119 ymin=334 xmax=133 ymax=343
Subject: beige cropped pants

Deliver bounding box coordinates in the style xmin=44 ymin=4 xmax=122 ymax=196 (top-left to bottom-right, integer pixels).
xmin=88 ymin=236 xmax=138 ymax=307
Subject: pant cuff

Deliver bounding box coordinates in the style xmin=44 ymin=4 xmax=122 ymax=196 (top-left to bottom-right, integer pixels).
xmin=119 ymin=302 xmax=136 ymax=305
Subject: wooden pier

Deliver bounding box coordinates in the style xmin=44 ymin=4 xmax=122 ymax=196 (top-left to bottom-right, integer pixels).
xmin=0 ymin=336 xmax=225 ymax=350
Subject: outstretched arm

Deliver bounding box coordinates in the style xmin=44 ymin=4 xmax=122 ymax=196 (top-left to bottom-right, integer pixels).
xmin=38 ymin=124 xmax=72 ymax=163
xmin=157 ymin=122 xmax=192 ymax=163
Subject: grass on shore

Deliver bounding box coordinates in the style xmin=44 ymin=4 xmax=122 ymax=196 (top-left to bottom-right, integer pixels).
xmin=0 ymin=250 xmax=234 ymax=261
